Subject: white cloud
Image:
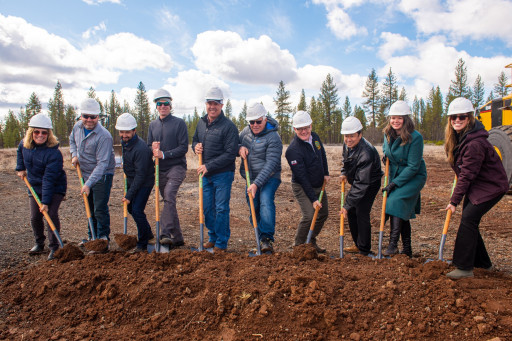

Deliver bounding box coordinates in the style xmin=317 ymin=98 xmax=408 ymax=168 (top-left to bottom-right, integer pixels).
xmin=398 ymin=0 xmax=512 ymax=43
xmin=82 ymin=0 xmax=122 ymax=5
xmin=191 ymin=31 xmax=297 ymax=84
xmin=378 ymin=32 xmax=411 ymax=60
xmin=325 ymin=7 xmax=368 ymax=39
xmin=82 ymin=22 xmax=107 ymax=39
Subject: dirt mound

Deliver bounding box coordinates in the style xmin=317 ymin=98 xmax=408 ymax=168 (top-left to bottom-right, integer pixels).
xmin=114 ymin=234 xmax=137 ymax=250
xmin=1 ymin=250 xmax=511 ymax=340
xmin=292 ymin=243 xmax=320 ymax=261
xmin=84 ymin=239 xmax=108 ymax=252
xmin=54 ymin=244 xmax=84 ymax=263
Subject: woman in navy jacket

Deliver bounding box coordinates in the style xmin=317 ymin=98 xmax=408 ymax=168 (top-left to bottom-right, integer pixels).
xmin=444 ymin=98 xmax=508 ymax=279
xmin=16 ymin=114 xmax=67 ymax=260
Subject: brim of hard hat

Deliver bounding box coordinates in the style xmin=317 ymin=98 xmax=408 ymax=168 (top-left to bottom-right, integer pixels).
xmin=340 ymin=128 xmax=361 ymax=134
xmin=205 ymin=99 xmax=223 ymax=104
xmin=115 ymin=125 xmax=137 ymax=130
xmin=154 ymin=97 xmax=172 ymax=102
xmin=246 ymin=115 xmax=265 ymax=121
xmin=447 ymin=110 xmax=473 ymax=116
xmin=293 ymin=122 xmax=312 ymax=128
xmin=81 ymin=111 xmax=100 ymax=115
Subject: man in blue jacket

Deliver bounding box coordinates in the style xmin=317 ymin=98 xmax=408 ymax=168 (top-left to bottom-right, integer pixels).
xmin=192 ymin=87 xmax=239 ymax=252
xmin=148 ymin=89 xmax=188 ymax=248
xmin=285 ymin=111 xmax=329 ymax=253
xmin=116 ymin=113 xmax=155 ymax=253
xmin=239 ymin=103 xmax=282 ymax=253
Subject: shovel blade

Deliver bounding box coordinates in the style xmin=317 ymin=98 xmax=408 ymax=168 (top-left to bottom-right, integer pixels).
xmin=147 ymin=243 xmax=170 ymax=253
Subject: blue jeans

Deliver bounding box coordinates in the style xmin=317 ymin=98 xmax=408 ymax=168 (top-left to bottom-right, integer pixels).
xmin=203 ymin=171 xmax=234 ymax=249
xmin=128 ymin=185 xmax=154 ymax=248
xmin=245 ymin=177 xmax=281 ymax=241
xmin=87 ymin=174 xmax=113 ymax=240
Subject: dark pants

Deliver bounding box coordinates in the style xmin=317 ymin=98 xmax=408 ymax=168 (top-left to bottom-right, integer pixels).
xmin=29 ymin=193 xmax=64 ymax=251
xmin=452 ymin=194 xmax=504 ymax=270
xmin=159 ymin=165 xmax=186 ymax=243
xmin=87 ymin=174 xmax=113 ymax=240
xmin=128 ymin=186 xmax=154 ymax=248
xmin=292 ymin=183 xmax=329 ymax=245
xmin=347 ymin=181 xmax=380 ymax=254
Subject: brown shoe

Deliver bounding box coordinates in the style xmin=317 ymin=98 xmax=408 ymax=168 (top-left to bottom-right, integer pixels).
xmin=345 ymin=245 xmax=359 ymax=253
xmin=203 ymin=242 xmax=215 ymax=249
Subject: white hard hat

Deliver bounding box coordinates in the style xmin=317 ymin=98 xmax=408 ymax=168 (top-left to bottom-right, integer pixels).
xmin=205 ymin=86 xmax=224 ymax=104
xmin=80 ymin=98 xmax=101 ymax=115
xmin=115 ymin=113 xmax=137 ymax=130
xmin=447 ymin=97 xmax=474 ymax=116
xmin=28 ymin=114 xmax=52 ymax=129
xmin=153 ymin=88 xmax=172 ymax=103
xmin=388 ymin=100 xmax=411 ymax=116
xmin=340 ymin=116 xmax=363 ymax=135
xmin=246 ymin=103 xmax=267 ymax=121
xmin=292 ymin=110 xmax=312 ymax=128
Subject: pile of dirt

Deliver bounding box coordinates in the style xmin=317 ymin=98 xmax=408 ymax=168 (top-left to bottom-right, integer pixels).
xmin=0 ymin=250 xmax=511 ymax=340
xmin=54 ymin=244 xmax=84 ymax=263
xmin=114 ymin=234 xmax=137 ymax=250
xmin=84 ymin=239 xmax=108 ymax=252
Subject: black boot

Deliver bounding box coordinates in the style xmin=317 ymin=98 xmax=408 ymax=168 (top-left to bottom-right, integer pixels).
xmin=384 ymin=216 xmax=402 ymax=256
xmin=400 ymin=220 xmax=412 ymax=257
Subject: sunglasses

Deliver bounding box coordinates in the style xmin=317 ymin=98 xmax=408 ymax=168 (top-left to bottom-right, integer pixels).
xmin=249 ymin=120 xmax=263 ymax=125
xmin=156 ymin=101 xmax=171 ymax=107
xmin=33 ymin=130 xmax=48 ymax=136
xmin=82 ymin=114 xmax=98 ymax=120
xmin=450 ymin=114 xmax=468 ymax=121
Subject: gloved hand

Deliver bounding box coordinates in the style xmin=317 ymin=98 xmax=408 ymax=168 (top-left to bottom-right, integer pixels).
xmin=382 ymin=155 xmax=387 ymax=164
xmin=382 ymin=182 xmax=396 ymax=194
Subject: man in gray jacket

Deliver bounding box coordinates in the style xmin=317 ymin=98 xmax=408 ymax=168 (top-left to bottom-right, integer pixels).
xmin=70 ymin=98 xmax=116 ymax=246
xmin=239 ymin=103 xmax=282 ymax=252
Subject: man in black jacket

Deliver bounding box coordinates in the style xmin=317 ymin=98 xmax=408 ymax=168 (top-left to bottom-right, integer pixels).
xmin=148 ymin=89 xmax=188 ymax=247
xmin=340 ymin=117 xmax=382 ymax=256
xmin=285 ymin=111 xmax=329 ymax=253
xmin=192 ymin=87 xmax=239 ymax=252
xmin=116 ymin=113 xmax=155 ymax=252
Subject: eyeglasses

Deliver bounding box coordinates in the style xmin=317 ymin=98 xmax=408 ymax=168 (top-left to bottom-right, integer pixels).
xmin=82 ymin=114 xmax=98 ymax=120
xmin=33 ymin=130 xmax=48 ymax=136
xmin=156 ymin=101 xmax=170 ymax=107
xmin=450 ymin=114 xmax=468 ymax=121
xmin=249 ymin=120 xmax=263 ymax=125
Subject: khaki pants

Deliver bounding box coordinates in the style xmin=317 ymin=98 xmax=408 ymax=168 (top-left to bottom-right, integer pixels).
xmin=291 ymin=183 xmax=328 ymax=245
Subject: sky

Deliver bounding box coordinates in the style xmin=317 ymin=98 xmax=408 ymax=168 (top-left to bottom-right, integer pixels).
xmin=0 ymin=0 xmax=511 ymax=121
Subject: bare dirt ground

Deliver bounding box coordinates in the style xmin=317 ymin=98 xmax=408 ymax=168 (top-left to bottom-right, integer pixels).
xmin=1 ymin=145 xmax=511 ymax=340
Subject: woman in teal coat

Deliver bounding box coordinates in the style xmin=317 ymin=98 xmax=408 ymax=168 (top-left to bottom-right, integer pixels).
xmin=382 ymin=101 xmax=427 ymax=257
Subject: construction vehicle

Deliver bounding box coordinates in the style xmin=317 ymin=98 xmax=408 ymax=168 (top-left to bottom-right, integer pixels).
xmin=476 ymin=63 xmax=512 ymax=189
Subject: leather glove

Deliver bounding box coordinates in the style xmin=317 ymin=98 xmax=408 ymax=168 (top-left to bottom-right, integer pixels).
xmin=382 ymin=182 xmax=396 ymax=194
xmin=382 ymin=155 xmax=387 ymax=164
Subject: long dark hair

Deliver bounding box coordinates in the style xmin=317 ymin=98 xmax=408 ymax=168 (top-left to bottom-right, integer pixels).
xmin=383 ymin=115 xmax=415 ymax=145
xmin=444 ymin=112 xmax=476 ymax=165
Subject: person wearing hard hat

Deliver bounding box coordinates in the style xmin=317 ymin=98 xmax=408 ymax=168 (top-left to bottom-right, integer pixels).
xmin=147 ymin=89 xmax=188 ymax=248
xmin=16 ymin=114 xmax=67 ymax=260
xmin=381 ymin=100 xmax=427 ymax=257
xmin=285 ymin=110 xmax=330 ymax=253
xmin=340 ymin=117 xmax=382 ymax=256
xmin=192 ymin=86 xmax=239 ymax=252
xmin=239 ymin=103 xmax=283 ymax=253
xmin=116 ymin=113 xmax=155 ymax=253
xmin=70 ymin=98 xmax=116 ymax=251
xmin=443 ymin=97 xmax=508 ymax=279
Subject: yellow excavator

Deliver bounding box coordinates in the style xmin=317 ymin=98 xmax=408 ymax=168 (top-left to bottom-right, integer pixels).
xmin=476 ymin=63 xmax=512 ymax=189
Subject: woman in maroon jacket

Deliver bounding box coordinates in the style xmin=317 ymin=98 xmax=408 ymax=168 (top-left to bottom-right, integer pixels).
xmin=444 ymin=97 xmax=509 ymax=279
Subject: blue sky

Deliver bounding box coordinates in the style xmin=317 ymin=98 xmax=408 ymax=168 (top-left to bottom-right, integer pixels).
xmin=0 ymin=0 xmax=511 ymax=120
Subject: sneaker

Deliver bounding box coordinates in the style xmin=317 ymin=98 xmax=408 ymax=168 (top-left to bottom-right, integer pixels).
xmin=29 ymin=244 xmax=44 ymax=255
xmin=203 ymin=242 xmax=215 ymax=249
xmin=260 ymin=238 xmax=274 ymax=253
xmin=130 ymin=247 xmax=147 ymax=254
xmin=345 ymin=245 xmax=359 ymax=253
xmin=47 ymin=249 xmax=56 ymax=261
xmin=446 ymin=268 xmax=474 ymax=279
xmin=160 ymin=237 xmax=172 ymax=245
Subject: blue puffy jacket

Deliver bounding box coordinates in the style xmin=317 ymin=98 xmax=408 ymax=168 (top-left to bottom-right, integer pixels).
xmin=16 ymin=141 xmax=67 ymax=205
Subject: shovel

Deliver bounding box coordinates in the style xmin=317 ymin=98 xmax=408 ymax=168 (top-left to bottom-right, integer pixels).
xmin=339 ymin=179 xmax=346 ymax=258
xmin=76 ymin=163 xmax=96 ymax=240
xmin=192 ymin=154 xmax=212 ymax=252
xmin=438 ymin=176 xmax=458 ymax=261
xmin=243 ymin=158 xmax=262 ymax=256
xmin=377 ymin=158 xmax=390 ymax=259
xmin=123 ymin=173 xmax=128 ymax=234
xmin=23 ymin=176 xmax=64 ymax=248
xmin=306 ymin=180 xmax=327 ymax=245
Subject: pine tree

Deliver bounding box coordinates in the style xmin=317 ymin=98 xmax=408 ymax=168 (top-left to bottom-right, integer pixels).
xmin=187 ymin=107 xmax=201 ymax=142
xmin=236 ymin=102 xmax=248 ymax=131
xmin=471 ymin=74 xmax=485 ymax=108
xmin=3 ymin=110 xmax=22 ymax=148
xmin=493 ymin=71 xmax=510 ymax=98
xmin=318 ymin=74 xmax=340 ymax=143
xmin=412 ymin=96 xmax=421 ymax=128
xmin=381 ymin=68 xmax=399 ymax=114
xmin=65 ymin=105 xmax=76 ymax=142
xmin=297 ymin=89 xmax=307 ymax=111
xmin=362 ymin=68 xmax=380 ymax=128
xmin=487 ymin=90 xmax=495 ymax=102
xmin=134 ymin=82 xmax=151 ymax=141
xmin=445 ymin=58 xmax=472 ymax=111
xmin=19 ymin=92 xmax=42 ymax=135
xmin=341 ymin=96 xmax=352 ymax=119
xmin=398 ymin=87 xmax=408 ymax=101
xmin=47 ymin=81 xmax=67 ymax=144
xmin=273 ymin=81 xmax=293 ymax=143
xmin=423 ymin=87 xmax=444 ymax=141
xmin=224 ymin=99 xmax=233 ymax=120
xmin=309 ymin=96 xmax=322 ymax=133
xmin=0 ymin=122 xmax=3 ymax=148
xmin=353 ymin=105 xmax=367 ymax=130
xmin=106 ymin=90 xmax=122 ymax=144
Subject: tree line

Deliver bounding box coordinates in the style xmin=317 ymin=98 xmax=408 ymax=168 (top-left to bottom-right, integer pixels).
xmin=0 ymin=57 xmax=509 ymax=148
